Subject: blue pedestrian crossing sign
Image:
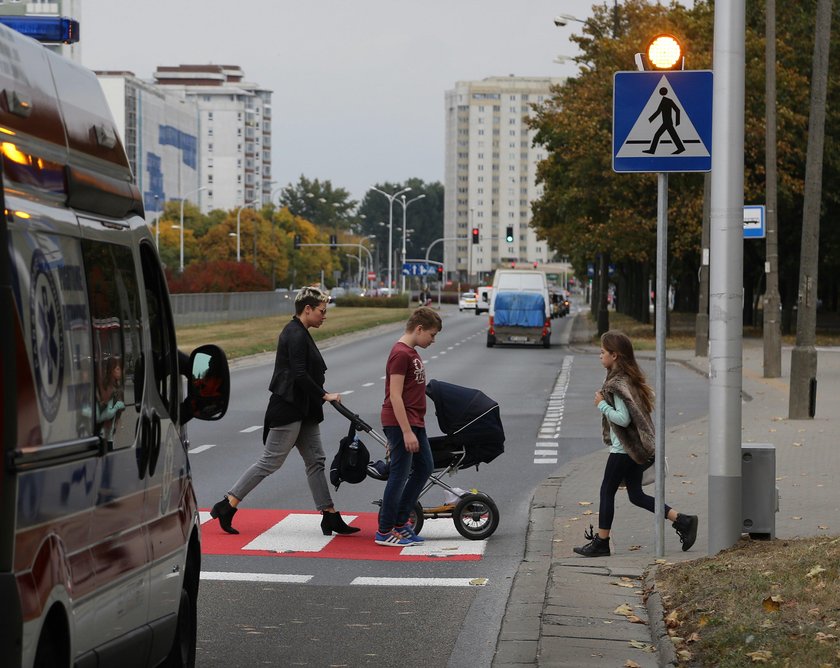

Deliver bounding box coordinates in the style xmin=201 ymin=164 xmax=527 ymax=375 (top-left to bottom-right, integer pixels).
xmin=613 ymin=70 xmax=713 ymax=173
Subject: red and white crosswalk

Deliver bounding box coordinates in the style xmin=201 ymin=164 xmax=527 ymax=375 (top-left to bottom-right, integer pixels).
xmin=199 ymin=508 xmax=487 ymax=562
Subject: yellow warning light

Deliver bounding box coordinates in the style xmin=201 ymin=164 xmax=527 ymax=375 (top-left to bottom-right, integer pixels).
xmin=647 ymin=34 xmax=682 ymax=70
xmin=14 ymin=210 xmax=31 ymax=219
xmin=1 ymin=141 xmax=30 ymax=165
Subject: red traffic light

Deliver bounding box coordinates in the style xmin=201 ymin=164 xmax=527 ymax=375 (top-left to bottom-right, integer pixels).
xmin=471 ymin=228 xmax=479 ymax=244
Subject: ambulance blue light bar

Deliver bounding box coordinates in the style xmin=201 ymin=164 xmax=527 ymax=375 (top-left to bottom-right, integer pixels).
xmin=0 ymin=16 xmax=80 ymax=44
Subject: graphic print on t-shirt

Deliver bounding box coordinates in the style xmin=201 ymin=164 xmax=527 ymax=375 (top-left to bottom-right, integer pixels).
xmin=412 ymin=357 xmax=425 ymax=385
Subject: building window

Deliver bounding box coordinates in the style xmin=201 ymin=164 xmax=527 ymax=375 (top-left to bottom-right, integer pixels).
xmin=208 ymin=111 xmax=213 ymax=121
xmin=208 ymin=143 xmax=213 ymax=152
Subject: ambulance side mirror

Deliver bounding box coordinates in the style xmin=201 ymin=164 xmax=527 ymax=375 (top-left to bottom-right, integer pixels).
xmin=184 ymin=344 xmax=230 ymax=422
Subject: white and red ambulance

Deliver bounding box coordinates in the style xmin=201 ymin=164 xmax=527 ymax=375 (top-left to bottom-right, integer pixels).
xmin=0 ymin=19 xmax=229 ymax=668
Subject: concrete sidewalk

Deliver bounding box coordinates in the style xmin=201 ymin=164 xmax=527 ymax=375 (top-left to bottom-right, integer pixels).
xmin=493 ymin=317 xmax=840 ymax=667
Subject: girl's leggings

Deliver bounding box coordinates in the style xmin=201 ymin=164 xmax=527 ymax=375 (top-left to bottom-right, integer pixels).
xmin=599 ymin=452 xmax=671 ymax=530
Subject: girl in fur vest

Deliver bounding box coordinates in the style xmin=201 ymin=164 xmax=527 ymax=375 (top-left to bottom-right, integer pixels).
xmin=574 ymin=330 xmax=698 ymax=557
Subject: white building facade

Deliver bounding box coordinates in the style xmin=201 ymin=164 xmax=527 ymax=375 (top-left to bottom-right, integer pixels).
xmin=97 ymin=72 xmax=199 ymax=223
xmin=443 ymin=76 xmax=563 ymax=282
xmin=153 ymin=65 xmax=273 ymax=214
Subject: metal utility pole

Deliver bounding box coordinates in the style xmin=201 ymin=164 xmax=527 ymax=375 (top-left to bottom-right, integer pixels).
xmin=789 ymin=0 xmax=832 ymax=418
xmin=763 ymin=0 xmax=782 ymax=378
xmin=708 ymin=0 xmax=746 ymax=554
xmin=695 ymin=173 xmax=711 ymax=356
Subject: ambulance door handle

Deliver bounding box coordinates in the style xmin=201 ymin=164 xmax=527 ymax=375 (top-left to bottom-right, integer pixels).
xmin=148 ymin=412 xmax=162 ymax=477
xmin=136 ymin=412 xmax=152 ymax=480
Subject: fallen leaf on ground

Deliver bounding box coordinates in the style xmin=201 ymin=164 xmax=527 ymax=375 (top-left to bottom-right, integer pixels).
xmin=614 ymin=603 xmax=634 ymax=615
xmin=807 ymin=566 xmax=828 ymax=578
xmin=582 ymin=510 xmax=593 ymax=515
xmin=613 ymin=581 xmax=636 ymax=588
xmin=687 ymin=632 xmax=701 ymax=643
xmin=818 ymin=525 xmax=830 ymax=530
xmin=677 ymin=649 xmax=693 ymax=661
xmin=626 ymin=615 xmax=645 ymax=624
xmin=746 ymin=649 xmax=773 ymax=662
xmin=628 ymin=640 xmax=654 ymax=651
xmin=624 ymin=660 xmax=641 ymax=668
xmin=469 ymin=578 xmax=488 ymax=586
xmin=628 ymin=545 xmax=642 ymax=551
xmin=578 ymin=501 xmax=592 ymax=506
xmin=815 ymin=632 xmax=838 ymax=644
xmin=762 ymin=596 xmax=782 ymax=612
xmin=665 ymin=610 xmax=681 ymax=628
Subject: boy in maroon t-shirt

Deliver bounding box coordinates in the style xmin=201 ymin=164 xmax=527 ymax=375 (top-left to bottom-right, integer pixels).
xmin=375 ymin=307 xmax=443 ymax=546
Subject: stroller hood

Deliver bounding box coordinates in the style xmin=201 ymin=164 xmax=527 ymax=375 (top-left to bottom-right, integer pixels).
xmin=426 ymin=379 xmax=505 ymax=445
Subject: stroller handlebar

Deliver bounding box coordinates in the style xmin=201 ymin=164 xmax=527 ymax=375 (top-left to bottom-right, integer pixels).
xmin=329 ymin=400 xmax=374 ymax=433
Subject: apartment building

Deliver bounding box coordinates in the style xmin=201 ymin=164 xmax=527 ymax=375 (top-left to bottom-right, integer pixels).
xmin=443 ymin=76 xmax=563 ymax=281
xmin=154 ymin=65 xmax=273 ymax=214
xmin=97 ymin=72 xmax=199 ymax=223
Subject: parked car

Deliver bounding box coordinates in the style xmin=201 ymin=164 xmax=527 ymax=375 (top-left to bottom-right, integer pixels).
xmin=459 ymin=291 xmax=478 ymax=311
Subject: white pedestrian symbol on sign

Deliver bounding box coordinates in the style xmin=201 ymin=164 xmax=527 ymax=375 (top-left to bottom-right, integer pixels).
xmin=616 ymin=75 xmax=710 ymax=159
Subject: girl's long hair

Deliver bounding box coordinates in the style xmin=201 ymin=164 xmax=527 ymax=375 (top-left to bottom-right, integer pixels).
xmin=601 ymin=330 xmax=654 ymax=414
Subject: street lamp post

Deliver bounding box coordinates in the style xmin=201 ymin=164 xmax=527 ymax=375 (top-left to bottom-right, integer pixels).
xmin=236 ymin=199 xmax=258 ymax=262
xmin=180 ymin=186 xmax=207 ymax=272
xmin=370 ymin=186 xmax=411 ymax=295
xmin=397 ymin=194 xmax=426 ymax=293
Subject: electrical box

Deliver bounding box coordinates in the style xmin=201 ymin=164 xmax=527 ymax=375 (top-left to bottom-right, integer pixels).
xmin=741 ymin=444 xmax=778 ymax=539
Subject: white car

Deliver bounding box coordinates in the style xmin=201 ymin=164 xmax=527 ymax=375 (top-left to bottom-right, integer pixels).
xmin=458 ymin=291 xmax=477 ymax=311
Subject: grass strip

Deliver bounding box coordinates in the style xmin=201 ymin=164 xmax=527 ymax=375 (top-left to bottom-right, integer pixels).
xmin=175 ymin=306 xmax=411 ymax=359
xmin=655 ymin=536 xmax=840 ymax=666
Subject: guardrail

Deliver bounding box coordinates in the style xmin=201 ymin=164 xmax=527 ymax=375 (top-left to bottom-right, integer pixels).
xmin=170 ymin=290 xmax=294 ymax=327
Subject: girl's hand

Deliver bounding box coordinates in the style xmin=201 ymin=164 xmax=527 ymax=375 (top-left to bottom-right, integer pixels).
xmin=594 ymin=390 xmax=604 ymax=406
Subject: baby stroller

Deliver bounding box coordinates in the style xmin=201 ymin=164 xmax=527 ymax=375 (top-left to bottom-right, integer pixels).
xmin=331 ymin=379 xmax=505 ymax=540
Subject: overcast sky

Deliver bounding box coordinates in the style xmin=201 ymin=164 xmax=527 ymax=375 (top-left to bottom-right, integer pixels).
xmin=81 ymin=1 xmax=598 ymax=202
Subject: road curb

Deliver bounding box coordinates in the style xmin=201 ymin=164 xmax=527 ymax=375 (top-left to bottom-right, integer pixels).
xmin=644 ymin=567 xmax=678 ymax=667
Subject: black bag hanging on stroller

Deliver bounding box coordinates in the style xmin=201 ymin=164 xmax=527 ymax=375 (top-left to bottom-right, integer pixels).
xmin=329 ymin=424 xmax=370 ymax=490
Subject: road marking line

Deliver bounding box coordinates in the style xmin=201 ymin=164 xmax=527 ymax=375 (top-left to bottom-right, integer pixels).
xmin=534 ymin=449 xmax=558 ymax=456
xmin=189 ymin=444 xmax=216 ymax=454
xmin=362 ymin=382 xmax=375 ymax=387
xmin=340 ymin=390 xmax=354 ymax=395
xmin=351 ymin=577 xmax=487 ymax=587
xmin=534 ymin=458 xmax=558 ymax=464
xmin=240 ymin=425 xmax=261 ymax=433
xmin=242 ymin=513 xmax=359 ymax=553
xmin=201 ymin=571 xmax=313 ymax=584
xmin=534 ymin=357 xmax=573 ymax=465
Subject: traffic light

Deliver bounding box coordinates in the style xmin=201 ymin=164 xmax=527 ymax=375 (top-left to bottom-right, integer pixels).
xmin=533 ymin=261 xmax=538 ymax=269
xmin=471 ymin=228 xmax=479 ymax=245
xmin=505 ymin=226 xmax=514 ymax=243
xmin=293 ymin=234 xmax=301 ymax=250
xmin=645 ymin=34 xmax=683 ymax=70
xmin=329 ymin=234 xmax=337 ymax=248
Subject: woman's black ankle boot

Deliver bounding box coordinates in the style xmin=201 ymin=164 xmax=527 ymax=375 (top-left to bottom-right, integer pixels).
xmin=210 ymin=497 xmax=239 ymax=534
xmin=321 ymin=510 xmax=360 ymax=536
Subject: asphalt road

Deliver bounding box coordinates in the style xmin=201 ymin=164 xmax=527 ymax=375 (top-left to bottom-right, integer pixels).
xmin=186 ymin=307 xmax=709 ymax=666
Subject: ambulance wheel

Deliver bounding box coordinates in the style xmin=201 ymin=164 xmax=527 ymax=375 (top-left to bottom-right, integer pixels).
xmin=453 ymin=493 xmax=499 ymax=540
xmin=33 ymin=607 xmax=69 ymax=668
xmin=164 ymin=543 xmax=198 ymax=667
xmin=377 ymin=501 xmax=424 ymax=535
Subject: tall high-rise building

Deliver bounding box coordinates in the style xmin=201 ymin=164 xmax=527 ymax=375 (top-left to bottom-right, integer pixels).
xmin=154 ymin=65 xmax=273 ymax=214
xmin=97 ymin=72 xmax=200 ymax=224
xmin=0 ymin=0 xmax=81 ymax=61
xmin=443 ymin=76 xmax=563 ymax=281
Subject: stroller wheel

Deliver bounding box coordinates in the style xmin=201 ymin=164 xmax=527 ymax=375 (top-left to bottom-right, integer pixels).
xmin=377 ymin=501 xmax=425 ymax=536
xmin=453 ymin=493 xmax=499 ymax=540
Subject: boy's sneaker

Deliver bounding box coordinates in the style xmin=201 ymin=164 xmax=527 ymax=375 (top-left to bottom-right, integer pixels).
xmin=395 ymin=523 xmax=424 ymax=543
xmin=374 ymin=529 xmax=415 ymax=547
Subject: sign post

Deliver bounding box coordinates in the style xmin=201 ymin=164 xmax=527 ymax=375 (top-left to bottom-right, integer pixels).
xmin=613 ymin=68 xmax=713 ymax=556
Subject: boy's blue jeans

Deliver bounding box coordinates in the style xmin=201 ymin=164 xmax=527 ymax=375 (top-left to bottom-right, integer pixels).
xmin=378 ymin=426 xmax=433 ymax=533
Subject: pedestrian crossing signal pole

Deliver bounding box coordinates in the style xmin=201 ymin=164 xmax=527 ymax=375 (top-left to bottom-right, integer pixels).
xmin=640 ymin=33 xmax=684 ymax=558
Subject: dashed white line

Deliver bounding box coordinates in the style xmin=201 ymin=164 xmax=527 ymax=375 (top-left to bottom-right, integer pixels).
xmin=350 ymin=577 xmax=488 ymax=587
xmin=240 ymin=425 xmax=261 ymax=434
xmin=340 ymin=390 xmax=354 ymax=395
xmin=188 ymin=444 xmax=216 ymax=454
xmin=362 ymin=382 xmax=375 ymax=387
xmin=534 ymin=356 xmax=573 ymax=465
xmin=201 ymin=572 xmax=313 ymax=584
